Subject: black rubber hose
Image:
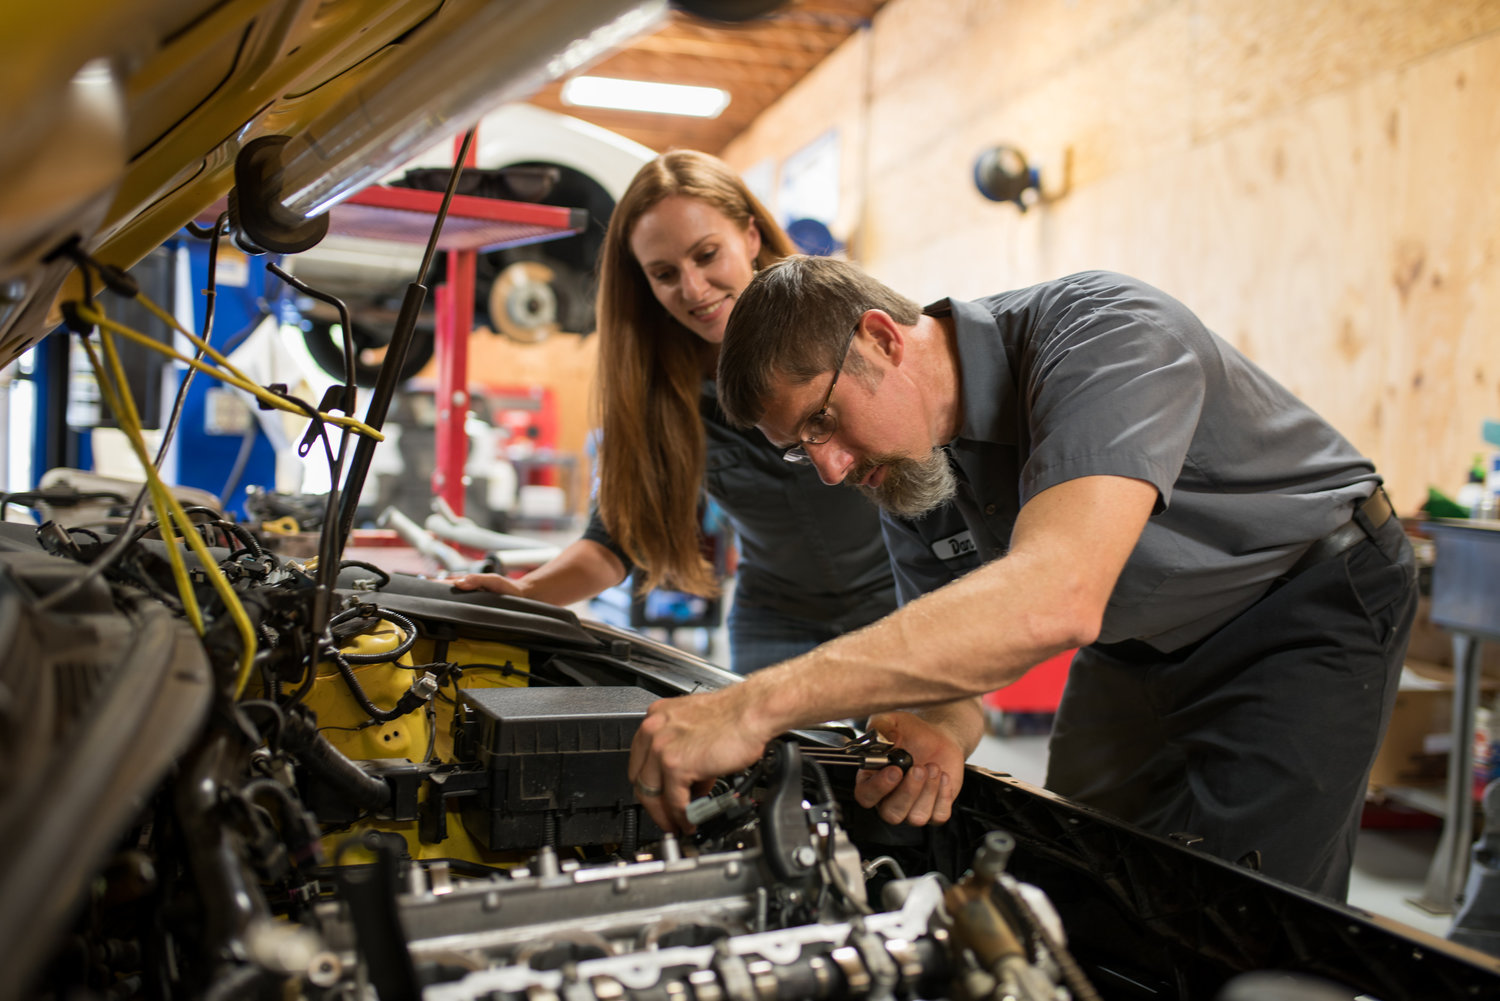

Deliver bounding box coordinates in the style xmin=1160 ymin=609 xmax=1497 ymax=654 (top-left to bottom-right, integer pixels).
xmin=337 ymin=608 xmax=418 ymax=665
xmin=333 ymin=653 xmax=430 ymax=724
xmin=281 ymin=712 xmax=391 ymax=813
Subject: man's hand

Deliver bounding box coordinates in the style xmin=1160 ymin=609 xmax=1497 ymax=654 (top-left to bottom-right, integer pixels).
xmin=853 ymin=710 xmax=967 ymax=825
xmin=629 ymin=689 xmax=770 ymax=834
xmin=448 ymin=572 xmax=525 ymax=597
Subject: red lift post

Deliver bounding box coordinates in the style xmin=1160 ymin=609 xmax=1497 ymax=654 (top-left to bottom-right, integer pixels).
xmin=326 ymin=169 xmax=584 ymax=518
xmin=434 ymin=134 xmax=478 ymax=516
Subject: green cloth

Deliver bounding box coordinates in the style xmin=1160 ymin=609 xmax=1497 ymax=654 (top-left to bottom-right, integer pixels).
xmin=1422 ymin=487 xmax=1470 ymax=519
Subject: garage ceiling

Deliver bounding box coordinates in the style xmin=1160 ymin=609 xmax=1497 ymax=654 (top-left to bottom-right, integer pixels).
xmin=526 ymin=0 xmax=887 ymax=155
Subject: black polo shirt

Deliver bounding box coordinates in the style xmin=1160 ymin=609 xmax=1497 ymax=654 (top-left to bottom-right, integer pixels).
xmin=881 ymin=271 xmax=1378 ymax=652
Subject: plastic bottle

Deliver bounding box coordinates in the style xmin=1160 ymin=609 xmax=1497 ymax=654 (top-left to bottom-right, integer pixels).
xmin=1459 ymin=454 xmax=1487 ymax=515
xmin=1484 ymin=454 xmax=1500 ymax=521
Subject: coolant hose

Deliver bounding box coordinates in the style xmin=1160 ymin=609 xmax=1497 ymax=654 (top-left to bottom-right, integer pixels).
xmin=281 ymin=712 xmax=391 ymax=813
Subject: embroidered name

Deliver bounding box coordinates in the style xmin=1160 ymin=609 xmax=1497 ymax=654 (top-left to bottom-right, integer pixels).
xmin=932 ymin=531 xmax=976 ymax=560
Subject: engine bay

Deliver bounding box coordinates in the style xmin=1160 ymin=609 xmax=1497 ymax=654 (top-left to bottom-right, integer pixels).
xmin=2 ymin=509 xmax=1500 ymax=1001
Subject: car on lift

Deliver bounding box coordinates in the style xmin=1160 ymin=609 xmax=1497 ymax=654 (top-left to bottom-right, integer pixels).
xmin=1 ymin=4 xmax=1499 ymax=1001
xmin=286 ymin=102 xmax=653 ymax=388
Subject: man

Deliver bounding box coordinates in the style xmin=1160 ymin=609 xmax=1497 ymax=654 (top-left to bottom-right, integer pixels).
xmin=629 ymin=257 xmax=1416 ymax=899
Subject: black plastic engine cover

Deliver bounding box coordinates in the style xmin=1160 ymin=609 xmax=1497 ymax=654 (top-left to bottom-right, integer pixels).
xmin=459 ymin=686 xmax=661 ymax=850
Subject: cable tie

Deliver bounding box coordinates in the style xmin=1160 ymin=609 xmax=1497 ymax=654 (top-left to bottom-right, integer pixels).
xmin=59 ymin=301 xmax=94 ymax=334
xmin=98 ymin=264 xmax=139 ymax=298
xmin=258 ymin=383 xmax=289 ymax=411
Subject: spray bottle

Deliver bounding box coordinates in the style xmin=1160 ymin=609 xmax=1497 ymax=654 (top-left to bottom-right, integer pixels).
xmin=1460 ymin=454 xmax=1488 ymax=516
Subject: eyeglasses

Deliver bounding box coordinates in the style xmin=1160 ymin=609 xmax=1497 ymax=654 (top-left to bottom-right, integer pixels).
xmin=783 ymin=318 xmax=861 ymax=465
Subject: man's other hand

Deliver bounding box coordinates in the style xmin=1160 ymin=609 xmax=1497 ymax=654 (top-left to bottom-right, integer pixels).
xmin=853 ymin=710 xmax=966 ymax=825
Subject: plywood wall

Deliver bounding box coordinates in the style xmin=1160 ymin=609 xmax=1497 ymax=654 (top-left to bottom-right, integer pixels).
xmin=722 ymin=0 xmax=1500 ymax=514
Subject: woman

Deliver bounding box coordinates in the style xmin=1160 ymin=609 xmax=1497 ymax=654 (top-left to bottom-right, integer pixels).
xmin=453 ymin=150 xmax=896 ymax=673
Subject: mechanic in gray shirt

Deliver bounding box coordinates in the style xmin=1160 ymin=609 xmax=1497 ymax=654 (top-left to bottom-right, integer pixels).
xmin=579 ymin=380 xmax=897 ymax=666
xmin=627 ymin=257 xmax=1416 ymax=901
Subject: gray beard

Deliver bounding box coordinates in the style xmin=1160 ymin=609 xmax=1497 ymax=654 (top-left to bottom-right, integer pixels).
xmin=853 ymin=447 xmax=957 ymax=518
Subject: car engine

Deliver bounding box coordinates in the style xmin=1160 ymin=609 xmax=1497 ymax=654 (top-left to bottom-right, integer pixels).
xmin=4 ymin=501 xmax=1500 ymax=1001
xmin=0 ymin=524 xmax=1100 ymax=1001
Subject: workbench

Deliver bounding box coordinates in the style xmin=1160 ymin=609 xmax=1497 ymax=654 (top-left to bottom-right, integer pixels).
xmin=1411 ymin=519 xmax=1500 ymax=915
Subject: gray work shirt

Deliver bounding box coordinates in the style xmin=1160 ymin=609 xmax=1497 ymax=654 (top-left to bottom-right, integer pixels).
xmin=586 ymin=381 xmax=897 ymax=624
xmin=880 ymin=271 xmax=1379 ymax=652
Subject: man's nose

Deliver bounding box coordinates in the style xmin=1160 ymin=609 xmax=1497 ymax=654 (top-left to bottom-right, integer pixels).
xmin=808 ymin=442 xmax=852 ymax=487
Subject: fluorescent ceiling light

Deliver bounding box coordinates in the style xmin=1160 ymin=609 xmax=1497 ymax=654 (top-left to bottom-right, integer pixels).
xmin=561 ymin=76 xmax=730 ymax=118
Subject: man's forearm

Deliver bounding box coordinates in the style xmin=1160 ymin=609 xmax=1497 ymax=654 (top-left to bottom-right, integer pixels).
xmin=731 ymin=554 xmax=1063 ymax=743
xmin=730 ymin=476 xmax=1159 ymax=744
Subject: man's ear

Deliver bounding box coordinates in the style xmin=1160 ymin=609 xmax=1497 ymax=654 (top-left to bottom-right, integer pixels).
xmin=862 ymin=309 xmax=905 ymax=367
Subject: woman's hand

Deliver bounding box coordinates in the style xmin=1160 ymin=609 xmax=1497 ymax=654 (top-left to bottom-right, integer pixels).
xmin=448 ymin=572 xmax=527 ymax=598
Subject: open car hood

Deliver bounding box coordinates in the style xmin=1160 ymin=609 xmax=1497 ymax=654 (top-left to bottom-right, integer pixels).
xmin=0 ymin=0 xmax=677 ymax=368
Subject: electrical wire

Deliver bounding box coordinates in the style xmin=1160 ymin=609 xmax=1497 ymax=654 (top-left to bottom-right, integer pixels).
xmin=75 ymin=310 xmax=259 ymax=693
xmin=77 ymin=329 xmax=202 ymax=628
xmin=447 ymin=660 xmax=558 ymax=685
xmin=72 ymin=303 xmax=382 ymax=442
xmin=179 ymin=507 xmax=263 ymax=556
xmin=155 ymin=213 xmax=227 ymax=470
xmin=34 ymin=224 xmax=229 ymax=609
xmin=327 ymin=605 xmax=418 ymax=665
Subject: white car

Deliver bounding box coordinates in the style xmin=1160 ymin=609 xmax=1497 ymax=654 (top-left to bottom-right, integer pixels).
xmin=287 ymin=103 xmax=653 ymax=386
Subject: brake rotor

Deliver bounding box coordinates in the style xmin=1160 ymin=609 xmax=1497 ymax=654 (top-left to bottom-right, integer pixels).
xmin=489 ymin=259 xmax=559 ymax=345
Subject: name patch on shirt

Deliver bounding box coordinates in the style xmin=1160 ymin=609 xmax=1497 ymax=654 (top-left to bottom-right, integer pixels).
xmin=932 ymin=531 xmax=976 ymax=560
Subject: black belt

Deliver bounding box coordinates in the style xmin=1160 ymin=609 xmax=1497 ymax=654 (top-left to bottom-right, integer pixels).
xmin=1283 ymin=488 xmax=1393 ymax=579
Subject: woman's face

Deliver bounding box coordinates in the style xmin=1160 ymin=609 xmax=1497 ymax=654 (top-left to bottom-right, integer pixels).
xmin=629 ymin=194 xmax=762 ymax=345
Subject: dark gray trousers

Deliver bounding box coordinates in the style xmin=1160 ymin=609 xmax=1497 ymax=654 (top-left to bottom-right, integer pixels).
xmin=1045 ymin=510 xmax=1417 ymax=900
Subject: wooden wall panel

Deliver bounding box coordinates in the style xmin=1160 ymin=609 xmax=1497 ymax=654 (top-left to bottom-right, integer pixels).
xmin=728 ymin=30 xmax=874 ymax=242
xmin=1188 ymin=0 xmax=1500 ymax=141
xmin=724 ymin=0 xmax=1500 ymax=514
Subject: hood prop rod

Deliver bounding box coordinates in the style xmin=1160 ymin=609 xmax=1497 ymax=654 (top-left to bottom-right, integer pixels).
xmin=333 ymin=127 xmax=477 ymax=560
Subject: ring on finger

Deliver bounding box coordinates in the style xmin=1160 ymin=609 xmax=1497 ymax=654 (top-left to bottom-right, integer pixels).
xmin=634 ymin=779 xmax=663 ymax=797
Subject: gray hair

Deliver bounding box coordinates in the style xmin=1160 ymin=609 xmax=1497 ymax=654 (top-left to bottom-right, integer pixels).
xmin=717 ymin=255 xmax=921 ymax=428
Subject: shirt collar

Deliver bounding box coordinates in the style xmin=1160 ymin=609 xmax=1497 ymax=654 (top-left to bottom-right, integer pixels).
xmin=924 ymin=296 xmax=1018 ymax=445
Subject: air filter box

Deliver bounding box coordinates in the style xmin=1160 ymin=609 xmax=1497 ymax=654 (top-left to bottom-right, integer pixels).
xmin=458 ymin=686 xmax=661 ymax=851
